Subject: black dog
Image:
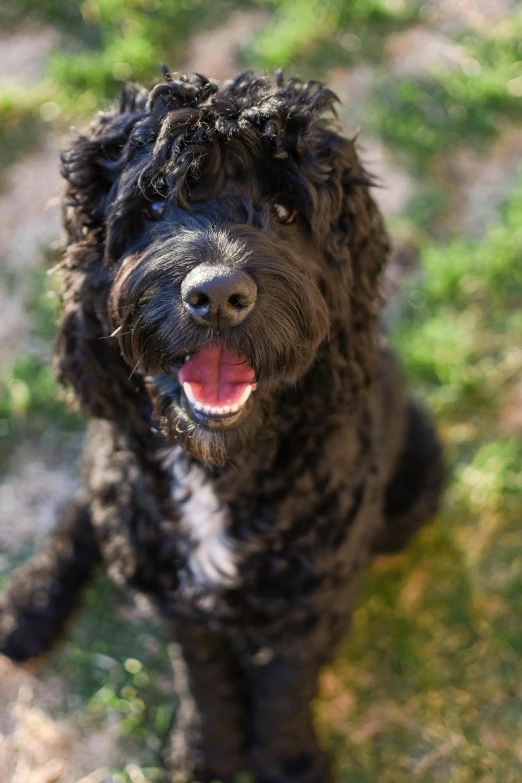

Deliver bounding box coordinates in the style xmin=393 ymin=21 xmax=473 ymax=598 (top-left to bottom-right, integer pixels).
xmin=0 ymin=70 xmax=444 ymax=782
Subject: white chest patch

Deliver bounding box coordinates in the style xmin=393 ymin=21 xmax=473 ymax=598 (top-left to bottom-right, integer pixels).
xmin=164 ymin=448 xmax=238 ymax=588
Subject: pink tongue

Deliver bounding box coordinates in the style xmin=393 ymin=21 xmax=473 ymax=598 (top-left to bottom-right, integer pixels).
xmin=179 ymin=345 xmax=255 ymax=407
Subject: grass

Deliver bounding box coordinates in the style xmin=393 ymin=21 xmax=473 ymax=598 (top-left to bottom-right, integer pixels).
xmin=1 ymin=1 xmax=522 ymax=781
xmin=0 ymin=88 xmax=48 ymax=182
xmin=244 ymin=0 xmax=419 ymax=71
xmin=52 ymin=576 xmax=174 ymax=776
xmin=0 ymin=265 xmax=84 ymax=470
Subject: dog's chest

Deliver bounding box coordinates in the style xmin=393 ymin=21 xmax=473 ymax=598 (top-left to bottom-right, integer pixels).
xmin=163 ymin=435 xmax=378 ymax=605
xmin=166 ymin=448 xmax=238 ymax=589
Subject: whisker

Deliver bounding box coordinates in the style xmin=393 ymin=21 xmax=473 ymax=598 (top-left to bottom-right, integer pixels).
xmin=99 ymin=330 xmax=132 ymax=340
xmin=128 ymin=353 xmax=145 ymax=380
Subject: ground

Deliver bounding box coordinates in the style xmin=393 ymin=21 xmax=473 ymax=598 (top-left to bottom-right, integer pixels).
xmin=0 ymin=2 xmax=521 ymax=781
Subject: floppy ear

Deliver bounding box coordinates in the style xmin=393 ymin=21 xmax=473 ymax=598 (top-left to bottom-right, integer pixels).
xmin=56 ymin=85 xmax=151 ymax=426
xmin=323 ymin=131 xmax=390 ymax=304
xmin=316 ymin=129 xmax=391 ymax=392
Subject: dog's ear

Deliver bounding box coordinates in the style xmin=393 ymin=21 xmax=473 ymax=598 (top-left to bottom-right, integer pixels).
xmin=61 ymin=84 xmax=149 ymax=242
xmin=54 ymin=241 xmax=149 ymax=426
xmin=55 ymin=85 xmax=150 ymax=426
xmin=323 ymin=131 xmax=390 ymax=294
xmin=312 ymin=128 xmax=391 ymax=393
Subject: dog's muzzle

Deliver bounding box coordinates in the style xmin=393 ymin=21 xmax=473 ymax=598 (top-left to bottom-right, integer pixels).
xmin=178 ymin=263 xmax=258 ymax=427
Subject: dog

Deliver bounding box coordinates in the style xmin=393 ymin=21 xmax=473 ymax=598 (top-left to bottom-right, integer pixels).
xmin=0 ymin=70 xmax=444 ymax=782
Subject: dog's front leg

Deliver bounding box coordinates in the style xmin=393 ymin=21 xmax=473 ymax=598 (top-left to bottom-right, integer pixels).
xmin=164 ymin=621 xmax=249 ymax=783
xmin=0 ymin=491 xmax=100 ymax=662
xmin=249 ymin=651 xmax=331 ymax=783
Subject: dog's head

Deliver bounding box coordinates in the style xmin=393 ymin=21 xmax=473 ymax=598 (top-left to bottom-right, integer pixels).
xmin=58 ymin=71 xmax=389 ymax=464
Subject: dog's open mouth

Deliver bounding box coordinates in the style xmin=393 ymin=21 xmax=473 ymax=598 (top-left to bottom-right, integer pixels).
xmin=179 ymin=345 xmax=256 ymax=425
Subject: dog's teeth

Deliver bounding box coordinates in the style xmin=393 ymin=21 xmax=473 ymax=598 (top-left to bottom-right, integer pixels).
xmin=237 ymin=385 xmax=253 ymax=406
xmin=183 ymin=382 xmax=196 ymax=404
xmin=185 ymin=355 xmax=191 ymax=362
xmin=184 ymin=382 xmax=254 ymax=417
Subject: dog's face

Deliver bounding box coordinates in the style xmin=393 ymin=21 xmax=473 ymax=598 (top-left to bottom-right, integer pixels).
xmin=60 ymin=73 xmax=389 ymax=464
xmin=109 ymin=176 xmax=332 ymax=463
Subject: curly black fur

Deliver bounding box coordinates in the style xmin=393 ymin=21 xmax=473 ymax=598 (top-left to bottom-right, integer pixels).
xmin=0 ymin=70 xmax=444 ymax=783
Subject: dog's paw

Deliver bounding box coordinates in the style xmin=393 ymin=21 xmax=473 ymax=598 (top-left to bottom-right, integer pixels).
xmin=0 ymin=593 xmax=48 ymax=663
xmin=165 ymin=747 xmax=246 ymax=783
xmin=253 ymin=751 xmax=332 ymax=783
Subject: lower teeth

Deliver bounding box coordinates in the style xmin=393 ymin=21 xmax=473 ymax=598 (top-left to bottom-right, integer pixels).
xmin=182 ymin=382 xmax=252 ymax=417
xmin=195 ymin=404 xmax=238 ymax=415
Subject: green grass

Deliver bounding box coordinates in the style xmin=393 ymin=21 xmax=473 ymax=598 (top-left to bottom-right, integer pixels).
xmin=51 ymin=576 xmax=173 ymax=774
xmin=372 ymin=23 xmax=522 ymax=172
xmin=394 ymin=176 xmax=522 ymax=416
xmin=0 ymin=266 xmax=84 ymax=469
xmin=0 ymin=88 xmax=48 ymax=182
xmin=3 ymin=0 xmax=249 ymax=114
xmin=244 ymin=0 xmax=419 ymax=71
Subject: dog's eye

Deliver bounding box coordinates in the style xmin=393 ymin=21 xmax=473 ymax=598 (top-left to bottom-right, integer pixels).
xmin=272 ymin=201 xmax=297 ymax=225
xmin=146 ymin=201 xmax=166 ymax=220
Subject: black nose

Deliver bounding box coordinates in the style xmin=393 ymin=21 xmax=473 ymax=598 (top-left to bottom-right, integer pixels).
xmin=181 ymin=264 xmax=257 ymax=330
